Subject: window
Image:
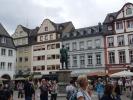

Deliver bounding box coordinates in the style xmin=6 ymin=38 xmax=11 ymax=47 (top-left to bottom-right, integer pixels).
xmin=51 ymin=44 xmax=56 ymax=49
xmin=72 ymin=55 xmax=77 ymax=67
xmin=87 ymin=40 xmax=92 ymax=49
xmin=119 ymin=51 xmax=126 ymax=64
xmin=117 ymin=35 xmax=124 ymax=46
xmin=108 ymin=37 xmax=114 ymax=47
xmin=80 ymin=55 xmax=85 ymax=67
xmin=108 ymin=26 xmax=113 ymax=30
xmin=95 ymin=39 xmax=101 ymax=48
xmin=65 ymin=43 xmax=70 ymax=50
xmin=1 ymin=48 xmax=6 ymax=56
xmin=37 ymin=56 xmax=41 ymax=61
xmin=126 ymin=8 xmax=132 ymax=15
xmin=8 ymin=63 xmax=12 ymax=70
xmin=79 ymin=41 xmax=84 ymax=50
xmin=0 ymin=62 xmax=5 ymax=70
xmin=40 ymin=35 xmax=43 ymax=41
xmin=108 ymin=52 xmax=115 ymax=64
xmin=128 ymin=34 xmax=133 ymax=45
xmin=25 ymin=57 xmax=28 ymax=62
xmin=56 ymin=55 xmax=60 ymax=59
xmin=129 ymin=50 xmax=133 ymax=63
xmin=87 ymin=54 xmax=93 ymax=65
xmin=96 ymin=53 xmax=101 ymax=65
xmin=56 ymin=43 xmax=60 ymax=48
xmin=50 ymin=34 xmax=53 ymax=40
xmin=127 ymin=20 xmax=133 ymax=28
xmin=45 ymin=35 xmax=48 ymax=40
xmin=72 ymin=42 xmax=77 ymax=50
xmin=8 ymin=50 xmax=13 ymax=56
xmin=19 ymin=57 xmax=22 ymax=62
xmin=47 ymin=45 xmax=51 ymax=50
xmin=42 ymin=55 xmax=45 ymax=60
xmin=1 ymin=37 xmax=6 ymax=43
xmin=116 ymin=21 xmax=123 ymax=29
xmin=45 ymin=27 xmax=48 ymax=31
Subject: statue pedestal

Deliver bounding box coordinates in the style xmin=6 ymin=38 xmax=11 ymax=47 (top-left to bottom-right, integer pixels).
xmin=56 ymin=70 xmax=71 ymax=93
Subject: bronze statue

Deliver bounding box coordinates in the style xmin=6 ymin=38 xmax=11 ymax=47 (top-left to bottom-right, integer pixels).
xmin=60 ymin=45 xmax=68 ymax=69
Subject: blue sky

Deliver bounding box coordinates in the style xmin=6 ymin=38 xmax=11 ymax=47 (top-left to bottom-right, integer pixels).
xmin=0 ymin=0 xmax=132 ymax=34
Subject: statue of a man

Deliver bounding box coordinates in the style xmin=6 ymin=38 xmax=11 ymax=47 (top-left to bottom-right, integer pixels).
xmin=60 ymin=45 xmax=68 ymax=69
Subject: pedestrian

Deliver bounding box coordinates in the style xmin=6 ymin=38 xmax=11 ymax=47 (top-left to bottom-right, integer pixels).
xmin=100 ymin=84 xmax=115 ymax=100
xmin=39 ymin=79 xmax=50 ymax=100
xmin=66 ymin=80 xmax=77 ymax=100
xmin=113 ymin=82 xmax=121 ymax=100
xmin=77 ymin=75 xmax=91 ymax=100
xmin=17 ymin=81 xmax=24 ymax=98
xmin=3 ymin=83 xmax=12 ymax=100
xmin=50 ymin=80 xmax=58 ymax=100
xmin=95 ymin=78 xmax=105 ymax=100
xmin=24 ymin=79 xmax=35 ymax=100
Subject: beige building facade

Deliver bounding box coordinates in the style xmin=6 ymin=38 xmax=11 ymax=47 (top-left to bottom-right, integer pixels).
xmin=32 ymin=19 xmax=74 ymax=74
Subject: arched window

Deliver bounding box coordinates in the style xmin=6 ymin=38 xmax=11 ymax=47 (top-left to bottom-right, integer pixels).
xmin=126 ymin=8 xmax=132 ymax=15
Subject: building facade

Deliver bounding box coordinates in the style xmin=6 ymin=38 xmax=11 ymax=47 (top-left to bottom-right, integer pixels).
xmin=104 ymin=3 xmax=133 ymax=73
xmin=12 ymin=25 xmax=38 ymax=74
xmin=0 ymin=23 xmax=16 ymax=79
xmin=62 ymin=24 xmax=105 ymax=76
xmin=31 ymin=19 xmax=74 ymax=74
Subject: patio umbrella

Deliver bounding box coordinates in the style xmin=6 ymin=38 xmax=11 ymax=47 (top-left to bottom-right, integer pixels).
xmin=110 ymin=70 xmax=133 ymax=77
xmin=13 ymin=77 xmax=27 ymax=80
xmin=0 ymin=77 xmax=7 ymax=80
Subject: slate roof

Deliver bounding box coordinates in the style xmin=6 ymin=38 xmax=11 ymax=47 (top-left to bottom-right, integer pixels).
xmin=103 ymin=12 xmax=118 ymax=24
xmin=62 ymin=24 xmax=103 ymax=41
xmin=0 ymin=23 xmax=10 ymax=37
xmin=21 ymin=25 xmax=31 ymax=34
xmin=0 ymin=23 xmax=15 ymax=49
xmin=47 ymin=19 xmax=74 ymax=32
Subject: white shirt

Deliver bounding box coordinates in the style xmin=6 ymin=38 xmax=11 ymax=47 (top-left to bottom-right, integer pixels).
xmin=77 ymin=89 xmax=91 ymax=100
xmin=66 ymin=84 xmax=76 ymax=92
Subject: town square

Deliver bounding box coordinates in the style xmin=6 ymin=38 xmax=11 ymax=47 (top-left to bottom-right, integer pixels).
xmin=0 ymin=0 xmax=133 ymax=100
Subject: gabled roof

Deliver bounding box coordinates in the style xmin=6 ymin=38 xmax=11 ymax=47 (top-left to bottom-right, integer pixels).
xmin=103 ymin=2 xmax=133 ymax=24
xmin=103 ymin=12 xmax=118 ymax=24
xmin=20 ymin=25 xmax=31 ymax=34
xmin=0 ymin=23 xmax=15 ymax=49
xmin=0 ymin=23 xmax=10 ymax=37
xmin=62 ymin=24 xmax=103 ymax=41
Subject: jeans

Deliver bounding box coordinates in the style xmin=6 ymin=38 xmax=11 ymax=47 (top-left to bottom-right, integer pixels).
xmin=51 ymin=94 xmax=57 ymax=100
xmin=25 ymin=96 xmax=32 ymax=100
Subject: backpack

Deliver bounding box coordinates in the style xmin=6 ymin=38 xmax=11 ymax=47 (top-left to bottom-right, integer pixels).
xmin=69 ymin=91 xmax=78 ymax=100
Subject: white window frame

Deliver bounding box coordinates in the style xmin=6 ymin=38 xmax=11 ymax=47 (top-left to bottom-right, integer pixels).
xmin=108 ymin=51 xmax=115 ymax=64
xmin=96 ymin=53 xmax=101 ymax=65
xmin=108 ymin=37 xmax=114 ymax=47
xmin=119 ymin=50 xmax=126 ymax=64
xmin=117 ymin=35 xmax=124 ymax=46
xmin=87 ymin=54 xmax=93 ymax=65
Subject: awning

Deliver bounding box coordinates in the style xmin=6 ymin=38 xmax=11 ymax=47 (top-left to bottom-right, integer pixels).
xmin=87 ymin=71 xmax=107 ymax=77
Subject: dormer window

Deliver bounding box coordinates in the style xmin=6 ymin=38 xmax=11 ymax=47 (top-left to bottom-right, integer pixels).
xmin=126 ymin=8 xmax=132 ymax=15
xmin=109 ymin=16 xmax=113 ymax=21
xmin=45 ymin=27 xmax=48 ymax=31
xmin=1 ymin=37 xmax=6 ymax=43
xmin=108 ymin=26 xmax=113 ymax=30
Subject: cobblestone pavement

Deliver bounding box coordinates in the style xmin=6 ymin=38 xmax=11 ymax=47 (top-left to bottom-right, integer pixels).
xmin=13 ymin=90 xmax=131 ymax=100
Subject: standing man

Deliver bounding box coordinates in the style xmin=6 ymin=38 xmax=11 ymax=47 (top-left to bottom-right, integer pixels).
xmin=60 ymin=45 xmax=68 ymax=69
xmin=24 ymin=79 xmax=35 ymax=100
